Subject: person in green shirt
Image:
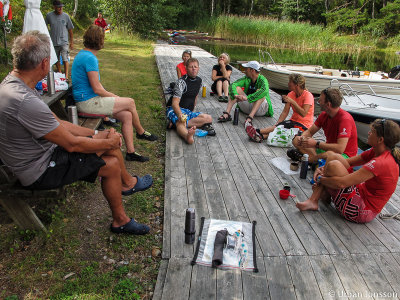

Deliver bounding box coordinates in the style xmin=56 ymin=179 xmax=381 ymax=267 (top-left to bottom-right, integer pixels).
xmin=218 ymin=61 xmax=273 ymax=124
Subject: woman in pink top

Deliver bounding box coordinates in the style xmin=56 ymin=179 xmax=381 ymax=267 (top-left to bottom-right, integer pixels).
xmin=297 ymin=119 xmax=400 ymax=223
xmin=246 ymin=74 xmax=314 ymax=143
xmin=176 ymin=49 xmax=191 ymax=78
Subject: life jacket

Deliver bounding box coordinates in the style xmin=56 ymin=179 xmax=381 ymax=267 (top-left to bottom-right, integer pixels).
xmin=0 ymin=0 xmax=12 ymax=22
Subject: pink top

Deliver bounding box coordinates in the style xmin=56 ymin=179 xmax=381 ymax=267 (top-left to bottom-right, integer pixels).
xmin=288 ymin=90 xmax=314 ymax=128
xmin=177 ymin=62 xmax=187 ymax=77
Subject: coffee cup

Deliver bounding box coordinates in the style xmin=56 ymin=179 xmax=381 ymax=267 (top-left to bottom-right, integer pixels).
xmin=290 ymin=162 xmax=299 ymax=171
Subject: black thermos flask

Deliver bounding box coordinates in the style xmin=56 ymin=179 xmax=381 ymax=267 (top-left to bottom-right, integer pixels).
xmin=233 ymin=106 xmax=239 ymax=125
xmin=184 ymin=208 xmax=196 ymax=244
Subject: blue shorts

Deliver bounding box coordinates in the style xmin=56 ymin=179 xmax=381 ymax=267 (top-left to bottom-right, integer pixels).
xmin=166 ymin=107 xmax=201 ymax=126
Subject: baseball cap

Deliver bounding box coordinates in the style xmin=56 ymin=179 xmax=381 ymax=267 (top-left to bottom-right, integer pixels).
xmin=242 ymin=61 xmax=260 ymax=72
xmin=53 ymin=0 xmax=64 ymax=7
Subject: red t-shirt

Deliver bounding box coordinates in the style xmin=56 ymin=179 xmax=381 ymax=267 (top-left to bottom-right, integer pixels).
xmin=314 ymin=108 xmax=358 ymax=157
xmin=95 ymin=18 xmax=107 ymax=29
xmin=358 ymin=148 xmax=399 ymax=213
xmin=288 ymin=90 xmax=314 ymax=129
xmin=177 ymin=62 xmax=187 ymax=77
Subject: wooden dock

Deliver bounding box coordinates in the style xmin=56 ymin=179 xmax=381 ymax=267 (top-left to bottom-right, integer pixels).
xmin=153 ymin=43 xmax=400 ymax=300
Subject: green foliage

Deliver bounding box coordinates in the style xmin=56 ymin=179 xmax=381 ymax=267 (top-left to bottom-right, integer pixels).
xmin=325 ymin=7 xmax=368 ymax=34
xmin=197 ymin=14 xmax=364 ymax=52
xmin=97 ymin=0 xmax=165 ymax=38
xmin=112 ymin=279 xmax=140 ymax=299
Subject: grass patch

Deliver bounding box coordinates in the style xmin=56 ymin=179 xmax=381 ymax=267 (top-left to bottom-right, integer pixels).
xmin=197 ymin=14 xmax=373 ymax=53
xmin=0 ymin=32 xmax=165 ymax=299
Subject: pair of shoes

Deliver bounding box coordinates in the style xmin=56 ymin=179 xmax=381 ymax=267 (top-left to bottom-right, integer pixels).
xmin=122 ymin=174 xmax=153 ymax=196
xmin=200 ymin=123 xmax=216 ymax=136
xmin=222 ymin=96 xmax=229 ymax=102
xmin=218 ymin=111 xmax=232 ymax=122
xmin=218 ymin=96 xmax=225 ymax=102
xmin=126 ymin=151 xmax=149 ymax=162
xmin=245 ymin=121 xmax=263 ymax=143
xmin=287 ymin=148 xmax=303 ymax=161
xmin=136 ymin=131 xmax=158 ymax=141
xmin=110 ymin=218 xmax=150 ymax=235
xmin=103 ymin=118 xmax=119 ymax=127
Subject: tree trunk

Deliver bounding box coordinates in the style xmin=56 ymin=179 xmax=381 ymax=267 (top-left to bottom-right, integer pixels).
xmin=72 ymin=0 xmax=78 ymax=18
xmin=372 ymin=0 xmax=375 ymax=18
xmin=249 ymin=0 xmax=254 ymax=16
xmin=211 ymin=0 xmax=214 ymax=16
xmin=297 ymin=0 xmax=299 ymax=21
xmin=352 ymin=0 xmax=357 ymax=34
xmin=325 ymin=0 xmax=329 ymax=13
xmin=227 ymin=0 xmax=231 ymax=14
xmin=383 ymin=0 xmax=387 ymax=7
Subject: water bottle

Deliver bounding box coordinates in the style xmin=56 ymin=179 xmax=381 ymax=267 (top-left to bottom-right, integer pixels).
xmin=47 ymin=69 xmax=55 ymax=95
xmin=300 ymin=154 xmax=309 ymax=179
xmin=184 ymin=208 xmax=196 ymax=244
xmin=68 ymin=106 xmax=79 ymax=125
xmin=233 ymin=106 xmax=239 ymax=125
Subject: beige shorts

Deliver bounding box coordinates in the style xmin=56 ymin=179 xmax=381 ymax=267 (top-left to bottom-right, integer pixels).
xmin=237 ymin=98 xmax=269 ymax=116
xmin=76 ymin=96 xmax=115 ymax=116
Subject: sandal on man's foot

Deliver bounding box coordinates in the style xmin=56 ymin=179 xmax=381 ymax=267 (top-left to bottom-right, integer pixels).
xmin=245 ymin=122 xmax=263 ymax=143
xmin=217 ymin=112 xmax=232 ymax=122
xmin=122 ymin=174 xmax=153 ymax=196
xmin=110 ymin=218 xmax=150 ymax=235
xmin=287 ymin=148 xmax=303 ymax=162
xmin=200 ymin=123 xmax=216 ymax=136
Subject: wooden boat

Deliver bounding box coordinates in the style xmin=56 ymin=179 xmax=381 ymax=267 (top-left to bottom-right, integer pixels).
xmin=257 ymin=51 xmax=400 ymax=95
xmin=335 ymin=82 xmax=400 ymax=146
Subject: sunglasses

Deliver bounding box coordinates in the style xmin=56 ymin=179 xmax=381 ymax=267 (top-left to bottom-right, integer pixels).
xmin=381 ymin=118 xmax=386 ymax=138
xmin=322 ymin=88 xmax=331 ymax=103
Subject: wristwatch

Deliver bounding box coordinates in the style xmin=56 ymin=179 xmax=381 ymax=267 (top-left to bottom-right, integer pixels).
xmin=316 ymin=141 xmax=320 ymax=149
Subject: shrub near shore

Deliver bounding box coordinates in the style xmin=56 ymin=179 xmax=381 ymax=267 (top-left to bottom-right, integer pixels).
xmin=197 ymin=15 xmax=373 ymax=52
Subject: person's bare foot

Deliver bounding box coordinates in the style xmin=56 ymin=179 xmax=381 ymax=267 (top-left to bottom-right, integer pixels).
xmin=122 ymin=176 xmax=138 ymax=192
xmin=186 ymin=126 xmax=196 ymax=144
xmin=296 ymin=199 xmax=319 ymax=211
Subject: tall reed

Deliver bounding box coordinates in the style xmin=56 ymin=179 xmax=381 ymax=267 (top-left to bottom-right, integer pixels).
xmin=197 ymin=15 xmax=370 ymax=53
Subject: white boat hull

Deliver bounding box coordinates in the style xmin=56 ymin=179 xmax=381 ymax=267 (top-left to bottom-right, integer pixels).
xmin=261 ymin=66 xmax=400 ymax=95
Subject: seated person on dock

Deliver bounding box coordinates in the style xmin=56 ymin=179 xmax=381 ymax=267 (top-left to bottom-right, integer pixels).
xmin=211 ymin=53 xmax=232 ymax=102
xmin=289 ymin=88 xmax=358 ymax=163
xmin=71 ymin=25 xmax=157 ymax=163
xmin=176 ymin=49 xmax=191 ymax=78
xmin=0 ymin=31 xmax=152 ymax=235
xmin=296 ymin=119 xmax=400 ymax=224
xmin=166 ymin=58 xmax=215 ymax=144
xmin=246 ymin=74 xmax=314 ymax=143
xmin=218 ymin=61 xmax=273 ymax=124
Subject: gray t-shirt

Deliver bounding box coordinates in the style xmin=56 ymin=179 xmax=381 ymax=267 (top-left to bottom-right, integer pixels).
xmin=45 ymin=11 xmax=74 ymax=46
xmin=0 ymin=74 xmax=59 ymax=186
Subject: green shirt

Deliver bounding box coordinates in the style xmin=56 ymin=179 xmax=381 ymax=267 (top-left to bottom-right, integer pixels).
xmin=229 ymin=74 xmax=273 ymax=117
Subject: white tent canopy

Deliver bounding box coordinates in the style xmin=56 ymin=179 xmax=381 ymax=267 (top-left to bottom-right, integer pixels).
xmin=23 ymin=0 xmax=57 ymax=65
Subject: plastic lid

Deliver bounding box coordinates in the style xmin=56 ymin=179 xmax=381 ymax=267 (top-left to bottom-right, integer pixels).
xmin=303 ymin=154 xmax=309 ymax=158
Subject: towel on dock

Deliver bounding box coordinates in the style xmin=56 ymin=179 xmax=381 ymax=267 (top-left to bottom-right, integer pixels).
xmin=270 ymin=156 xmax=300 ymax=175
xmin=191 ymin=218 xmax=258 ymax=272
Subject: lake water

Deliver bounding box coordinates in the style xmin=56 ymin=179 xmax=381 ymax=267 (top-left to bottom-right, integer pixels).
xmin=188 ymin=39 xmax=400 ymax=74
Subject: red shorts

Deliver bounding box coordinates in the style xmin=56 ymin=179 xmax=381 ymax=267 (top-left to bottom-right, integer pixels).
xmin=327 ymin=185 xmax=377 ymax=223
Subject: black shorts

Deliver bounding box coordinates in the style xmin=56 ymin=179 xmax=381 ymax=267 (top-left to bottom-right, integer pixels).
xmin=211 ymin=78 xmax=230 ymax=93
xmin=277 ymin=120 xmax=308 ymax=133
xmin=27 ymin=147 xmax=106 ymax=190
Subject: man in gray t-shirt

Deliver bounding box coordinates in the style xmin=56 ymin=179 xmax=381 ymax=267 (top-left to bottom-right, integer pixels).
xmin=45 ymin=0 xmax=74 ymax=79
xmin=0 ymin=31 xmax=153 ymax=235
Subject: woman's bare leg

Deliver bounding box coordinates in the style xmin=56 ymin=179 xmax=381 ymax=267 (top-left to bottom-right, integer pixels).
xmin=112 ymin=97 xmax=145 ymax=135
xmin=223 ymin=80 xmax=229 ymax=97
xmin=113 ymin=110 xmax=135 ymax=153
xmin=216 ymin=80 xmax=223 ymax=97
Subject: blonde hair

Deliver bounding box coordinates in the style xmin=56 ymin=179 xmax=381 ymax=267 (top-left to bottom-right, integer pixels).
xmin=288 ymin=73 xmax=306 ymax=89
xmin=219 ymin=53 xmax=230 ymax=64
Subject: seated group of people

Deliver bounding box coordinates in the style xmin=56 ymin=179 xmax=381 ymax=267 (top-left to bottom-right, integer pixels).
xmin=1 ymin=29 xmax=400 ymax=243
xmin=175 ymin=49 xmax=400 ymax=225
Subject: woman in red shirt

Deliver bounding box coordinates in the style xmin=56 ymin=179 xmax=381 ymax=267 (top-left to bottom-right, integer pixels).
xmin=176 ymin=49 xmax=191 ymax=78
xmin=94 ymin=12 xmax=107 ymax=30
xmin=297 ymin=119 xmax=400 ymax=223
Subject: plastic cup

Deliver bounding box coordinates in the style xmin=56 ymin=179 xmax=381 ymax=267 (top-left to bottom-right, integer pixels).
xmin=279 ymin=189 xmax=290 ymax=199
